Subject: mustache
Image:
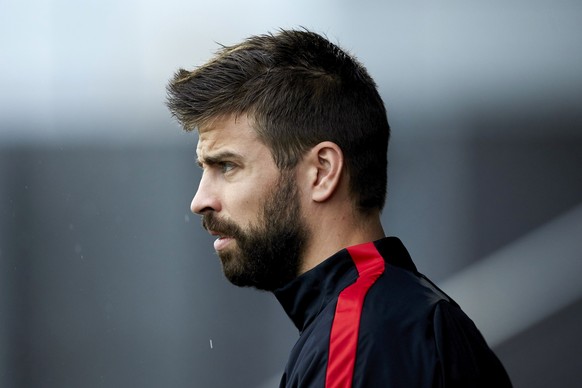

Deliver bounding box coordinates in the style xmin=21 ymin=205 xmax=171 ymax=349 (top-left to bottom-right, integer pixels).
xmin=202 ymin=213 xmax=242 ymax=238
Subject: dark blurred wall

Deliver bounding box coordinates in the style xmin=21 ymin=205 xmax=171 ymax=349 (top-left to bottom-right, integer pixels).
xmin=1 ymin=123 xmax=581 ymax=387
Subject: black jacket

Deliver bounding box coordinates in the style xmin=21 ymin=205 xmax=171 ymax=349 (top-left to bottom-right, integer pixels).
xmin=274 ymin=237 xmax=512 ymax=387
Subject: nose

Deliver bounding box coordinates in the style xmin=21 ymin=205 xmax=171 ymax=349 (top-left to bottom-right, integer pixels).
xmin=190 ymin=173 xmax=221 ymax=215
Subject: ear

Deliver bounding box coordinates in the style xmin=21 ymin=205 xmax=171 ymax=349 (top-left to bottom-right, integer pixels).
xmin=304 ymin=141 xmax=344 ymax=203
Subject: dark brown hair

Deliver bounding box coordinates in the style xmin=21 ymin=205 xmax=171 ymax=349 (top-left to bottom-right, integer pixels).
xmin=166 ymin=29 xmax=390 ymax=211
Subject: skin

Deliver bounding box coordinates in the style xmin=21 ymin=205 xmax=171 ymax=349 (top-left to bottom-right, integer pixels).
xmin=191 ymin=114 xmax=385 ymax=281
xmin=192 ymin=115 xmax=282 ymax=251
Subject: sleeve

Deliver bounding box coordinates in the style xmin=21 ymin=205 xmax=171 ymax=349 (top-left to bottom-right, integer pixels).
xmin=433 ymin=300 xmax=513 ymax=388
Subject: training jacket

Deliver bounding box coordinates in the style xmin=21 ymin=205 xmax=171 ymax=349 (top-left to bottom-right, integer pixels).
xmin=274 ymin=237 xmax=512 ymax=388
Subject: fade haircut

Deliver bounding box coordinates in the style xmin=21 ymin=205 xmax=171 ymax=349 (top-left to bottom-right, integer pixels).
xmin=166 ymin=29 xmax=390 ymax=212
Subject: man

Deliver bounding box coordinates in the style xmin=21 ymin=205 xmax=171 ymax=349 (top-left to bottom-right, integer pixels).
xmin=166 ymin=29 xmax=512 ymax=387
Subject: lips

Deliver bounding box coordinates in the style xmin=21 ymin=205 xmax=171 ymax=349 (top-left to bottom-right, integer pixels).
xmin=209 ymin=230 xmax=231 ymax=240
xmin=202 ymin=214 xmax=240 ymax=251
xmin=213 ymin=235 xmax=234 ymax=251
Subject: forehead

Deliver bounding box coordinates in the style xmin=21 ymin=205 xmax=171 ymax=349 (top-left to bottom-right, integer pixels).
xmin=196 ymin=115 xmax=267 ymax=160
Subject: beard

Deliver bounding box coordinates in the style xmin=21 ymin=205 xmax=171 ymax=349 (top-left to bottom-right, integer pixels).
xmin=201 ymin=171 xmax=309 ymax=291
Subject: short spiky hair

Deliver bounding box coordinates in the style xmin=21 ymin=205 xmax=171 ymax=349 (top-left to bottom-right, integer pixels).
xmin=167 ymin=29 xmax=390 ymax=211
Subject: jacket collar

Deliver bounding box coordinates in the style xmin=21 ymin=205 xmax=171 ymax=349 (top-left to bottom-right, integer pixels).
xmin=273 ymin=237 xmax=416 ymax=332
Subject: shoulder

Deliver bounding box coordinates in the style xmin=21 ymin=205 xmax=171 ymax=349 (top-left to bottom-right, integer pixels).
xmin=352 ymin=268 xmax=450 ymax=385
xmin=355 ymin=269 xmax=512 ymax=387
xmin=432 ymin=301 xmax=513 ymax=387
xmin=361 ymin=265 xmax=452 ymax=330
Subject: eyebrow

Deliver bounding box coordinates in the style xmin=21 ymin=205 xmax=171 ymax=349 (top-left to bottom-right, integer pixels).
xmin=197 ymin=150 xmax=242 ymax=168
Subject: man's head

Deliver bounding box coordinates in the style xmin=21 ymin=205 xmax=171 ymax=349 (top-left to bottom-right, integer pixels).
xmin=166 ymin=29 xmax=390 ymax=213
xmin=166 ymin=29 xmax=390 ymax=290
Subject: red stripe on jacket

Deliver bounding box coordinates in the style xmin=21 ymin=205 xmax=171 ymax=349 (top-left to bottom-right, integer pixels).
xmin=325 ymin=242 xmax=386 ymax=388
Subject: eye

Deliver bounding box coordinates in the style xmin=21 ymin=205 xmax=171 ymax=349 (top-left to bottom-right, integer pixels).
xmin=219 ymin=161 xmax=235 ymax=173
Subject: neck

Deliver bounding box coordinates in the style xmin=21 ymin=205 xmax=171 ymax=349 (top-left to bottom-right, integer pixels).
xmin=299 ymin=209 xmax=385 ymax=275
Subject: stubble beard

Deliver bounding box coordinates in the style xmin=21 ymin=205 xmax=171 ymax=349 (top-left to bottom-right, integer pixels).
xmin=202 ymin=171 xmax=309 ymax=291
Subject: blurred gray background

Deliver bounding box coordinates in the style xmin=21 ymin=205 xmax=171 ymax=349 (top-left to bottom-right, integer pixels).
xmin=1 ymin=0 xmax=581 ymax=387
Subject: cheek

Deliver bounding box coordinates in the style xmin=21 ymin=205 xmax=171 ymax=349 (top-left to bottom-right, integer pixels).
xmin=225 ymin=187 xmax=266 ymax=220
xmin=224 ymin=169 xmax=281 ymax=222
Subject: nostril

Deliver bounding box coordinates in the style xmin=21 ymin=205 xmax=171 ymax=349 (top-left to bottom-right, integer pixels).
xmin=196 ymin=206 xmax=214 ymax=215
